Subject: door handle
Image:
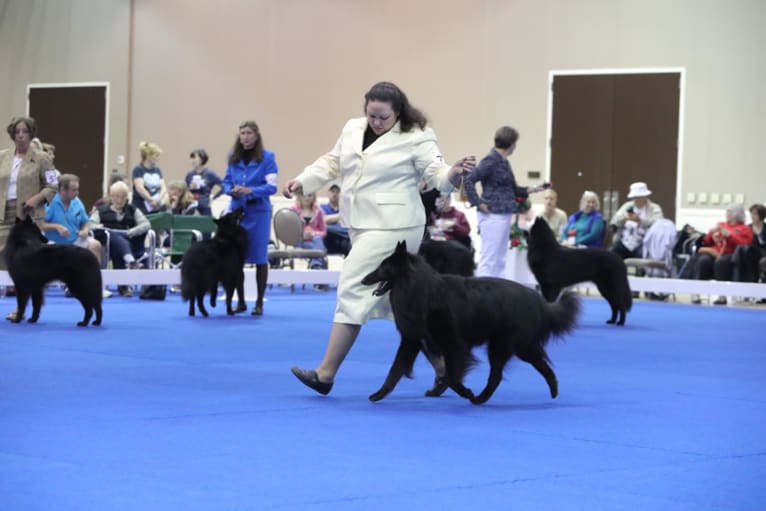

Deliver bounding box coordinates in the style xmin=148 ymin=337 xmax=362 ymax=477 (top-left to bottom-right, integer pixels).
xmin=602 ymin=190 xmax=612 ymax=219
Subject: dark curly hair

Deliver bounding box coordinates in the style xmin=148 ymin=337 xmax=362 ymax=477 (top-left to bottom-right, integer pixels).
xmin=364 ymin=82 xmax=427 ymax=133
xmin=6 ymin=116 xmax=38 ymax=141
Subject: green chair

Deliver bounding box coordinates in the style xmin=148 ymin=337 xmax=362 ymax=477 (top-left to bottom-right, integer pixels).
xmin=169 ymin=215 xmax=218 ymax=265
xmin=146 ymin=213 xmax=218 ymax=268
xmin=145 ymin=212 xmax=174 ymax=268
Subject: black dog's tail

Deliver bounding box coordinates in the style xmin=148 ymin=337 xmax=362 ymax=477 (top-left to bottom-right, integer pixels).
xmin=544 ymin=291 xmax=581 ymax=339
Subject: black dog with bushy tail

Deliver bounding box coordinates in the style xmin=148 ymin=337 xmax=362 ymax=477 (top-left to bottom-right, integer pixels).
xmin=4 ymin=215 xmax=103 ymax=326
xmin=181 ymin=208 xmax=248 ymax=316
xmin=361 ymin=241 xmax=580 ymax=404
xmin=527 ymin=217 xmax=632 ymax=325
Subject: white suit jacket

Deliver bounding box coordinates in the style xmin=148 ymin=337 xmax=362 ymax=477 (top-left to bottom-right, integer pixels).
xmin=296 ymin=118 xmax=454 ymax=230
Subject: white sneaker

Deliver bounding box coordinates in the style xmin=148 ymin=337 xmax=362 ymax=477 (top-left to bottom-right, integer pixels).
xmin=102 ymin=288 xmax=113 ymax=298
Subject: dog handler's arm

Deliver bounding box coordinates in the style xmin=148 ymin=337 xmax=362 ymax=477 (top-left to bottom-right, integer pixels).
xmin=288 ymin=120 xmax=348 ymax=198
xmin=23 ymin=154 xmax=58 ymax=211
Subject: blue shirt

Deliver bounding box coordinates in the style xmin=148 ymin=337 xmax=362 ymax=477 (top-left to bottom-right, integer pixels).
xmin=44 ymin=194 xmax=90 ymax=244
xmin=131 ymin=165 xmax=164 ymax=212
xmin=320 ymin=203 xmax=339 ymax=216
xmin=222 ymin=150 xmax=278 ymax=213
xmin=563 ymin=210 xmax=605 ymax=248
xmin=185 ymin=167 xmax=223 ymax=209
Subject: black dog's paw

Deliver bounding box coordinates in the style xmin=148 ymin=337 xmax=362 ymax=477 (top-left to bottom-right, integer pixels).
xmin=425 ymin=376 xmax=448 ymax=397
xmin=368 ymin=386 xmax=392 ymax=402
xmin=76 ymin=321 xmax=87 ymax=327
xmin=92 ymin=319 xmax=102 ymax=326
xmin=469 ymin=394 xmax=488 ymax=405
xmin=27 ymin=317 xmax=38 ymax=324
xmin=453 ymin=385 xmax=475 ymax=401
xmin=606 ymin=318 xmax=616 ymax=324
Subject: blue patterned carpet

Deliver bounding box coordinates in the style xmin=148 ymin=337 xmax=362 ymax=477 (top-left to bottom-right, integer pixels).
xmin=1 ymin=287 xmax=764 ymax=510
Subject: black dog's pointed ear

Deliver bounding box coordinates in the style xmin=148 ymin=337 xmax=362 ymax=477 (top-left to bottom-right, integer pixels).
xmin=395 ymin=240 xmax=407 ymax=255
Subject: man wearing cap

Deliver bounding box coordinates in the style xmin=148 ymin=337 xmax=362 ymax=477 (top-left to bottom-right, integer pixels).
xmin=609 ymin=181 xmax=664 ymax=259
xmin=320 ymin=183 xmax=351 ymax=256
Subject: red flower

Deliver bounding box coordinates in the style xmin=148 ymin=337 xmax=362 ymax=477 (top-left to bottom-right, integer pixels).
xmin=511 ymin=238 xmax=520 ymax=247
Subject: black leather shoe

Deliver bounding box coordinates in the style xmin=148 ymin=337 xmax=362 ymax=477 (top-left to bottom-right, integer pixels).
xmin=291 ymin=367 xmax=333 ymax=395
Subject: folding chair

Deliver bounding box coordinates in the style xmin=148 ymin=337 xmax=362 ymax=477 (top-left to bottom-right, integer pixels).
xmin=169 ymin=215 xmax=217 ymax=266
xmin=270 ymin=208 xmax=327 ymax=291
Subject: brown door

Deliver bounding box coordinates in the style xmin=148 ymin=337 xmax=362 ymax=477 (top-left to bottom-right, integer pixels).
xmin=550 ymin=72 xmax=680 ymax=228
xmin=549 ymin=75 xmax=616 ymax=220
xmin=28 ymin=85 xmax=107 ymax=211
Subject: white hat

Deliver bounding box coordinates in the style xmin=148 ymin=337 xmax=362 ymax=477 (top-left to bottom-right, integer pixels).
xmin=627 ymin=182 xmax=652 ymax=199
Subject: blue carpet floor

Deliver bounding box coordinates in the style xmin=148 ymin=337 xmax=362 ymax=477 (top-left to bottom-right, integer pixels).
xmin=1 ymin=288 xmax=764 ymax=510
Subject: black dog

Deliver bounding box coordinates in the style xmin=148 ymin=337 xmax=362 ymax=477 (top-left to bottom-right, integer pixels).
xmin=418 ymin=239 xmax=475 ymax=277
xmin=181 ymin=208 xmax=248 ymax=316
xmin=527 ymin=217 xmax=632 ymax=325
xmin=4 ymin=215 xmax=103 ymax=326
xmin=399 ymin=238 xmax=476 ymax=396
xmin=361 ymin=241 xmax=580 ymax=404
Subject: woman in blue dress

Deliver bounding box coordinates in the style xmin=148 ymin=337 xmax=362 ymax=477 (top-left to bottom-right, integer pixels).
xmin=222 ymin=120 xmax=278 ymax=316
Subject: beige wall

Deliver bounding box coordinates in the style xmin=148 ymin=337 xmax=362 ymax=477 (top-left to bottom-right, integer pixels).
xmin=1 ymin=0 xmax=764 ymax=223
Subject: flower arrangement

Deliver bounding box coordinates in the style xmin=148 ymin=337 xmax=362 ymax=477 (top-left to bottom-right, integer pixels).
xmin=509 ymin=195 xmax=532 ymax=249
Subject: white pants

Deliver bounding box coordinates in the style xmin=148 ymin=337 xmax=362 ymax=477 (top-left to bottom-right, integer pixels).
xmin=476 ymin=211 xmax=512 ymax=278
xmin=334 ymin=225 xmax=424 ymax=325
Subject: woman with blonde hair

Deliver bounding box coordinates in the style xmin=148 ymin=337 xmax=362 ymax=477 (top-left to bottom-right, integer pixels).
xmin=561 ymin=190 xmax=605 ymax=248
xmin=166 ymin=180 xmax=199 ymax=215
xmin=131 ymin=141 xmax=167 ymax=213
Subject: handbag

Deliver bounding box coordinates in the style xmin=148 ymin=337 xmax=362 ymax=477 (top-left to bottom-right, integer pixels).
xmin=139 ymin=284 xmax=167 ymax=300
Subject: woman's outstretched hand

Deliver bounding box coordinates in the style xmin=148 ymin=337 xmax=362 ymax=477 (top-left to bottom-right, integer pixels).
xmin=448 ymin=155 xmax=476 ymax=182
xmin=283 ymin=179 xmax=303 ymax=198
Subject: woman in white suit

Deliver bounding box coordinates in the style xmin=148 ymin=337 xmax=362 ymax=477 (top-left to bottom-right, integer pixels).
xmin=285 ymin=81 xmax=475 ymax=395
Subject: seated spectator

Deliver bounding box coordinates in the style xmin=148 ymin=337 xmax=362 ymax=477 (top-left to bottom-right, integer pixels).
xmin=91 ymin=170 xmax=129 ymax=214
xmin=40 ymin=142 xmax=62 ymax=181
xmin=165 ymin=180 xmax=199 ymax=215
xmin=692 ymin=203 xmax=754 ymax=305
xmin=609 ymin=182 xmax=664 ymax=259
xmin=290 ymin=191 xmax=328 ymax=271
xmin=41 ymin=173 xmax=111 ymax=298
xmin=320 ymin=183 xmax=351 ymax=256
xmin=185 ymin=148 xmax=222 ymax=216
xmin=536 ymin=188 xmax=567 ymax=239
xmin=89 ymin=180 xmax=151 ymax=297
xmin=561 ymin=191 xmax=605 ymax=248
xmin=733 ymin=204 xmax=766 ymax=284
xmin=429 ymin=193 xmax=472 ymax=249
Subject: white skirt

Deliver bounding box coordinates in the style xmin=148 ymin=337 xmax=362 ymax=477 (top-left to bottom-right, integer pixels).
xmin=334 ymin=226 xmax=424 ymax=325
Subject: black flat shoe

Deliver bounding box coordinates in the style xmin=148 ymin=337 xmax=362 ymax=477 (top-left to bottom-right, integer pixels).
xmin=291 ymin=367 xmax=333 ymax=395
